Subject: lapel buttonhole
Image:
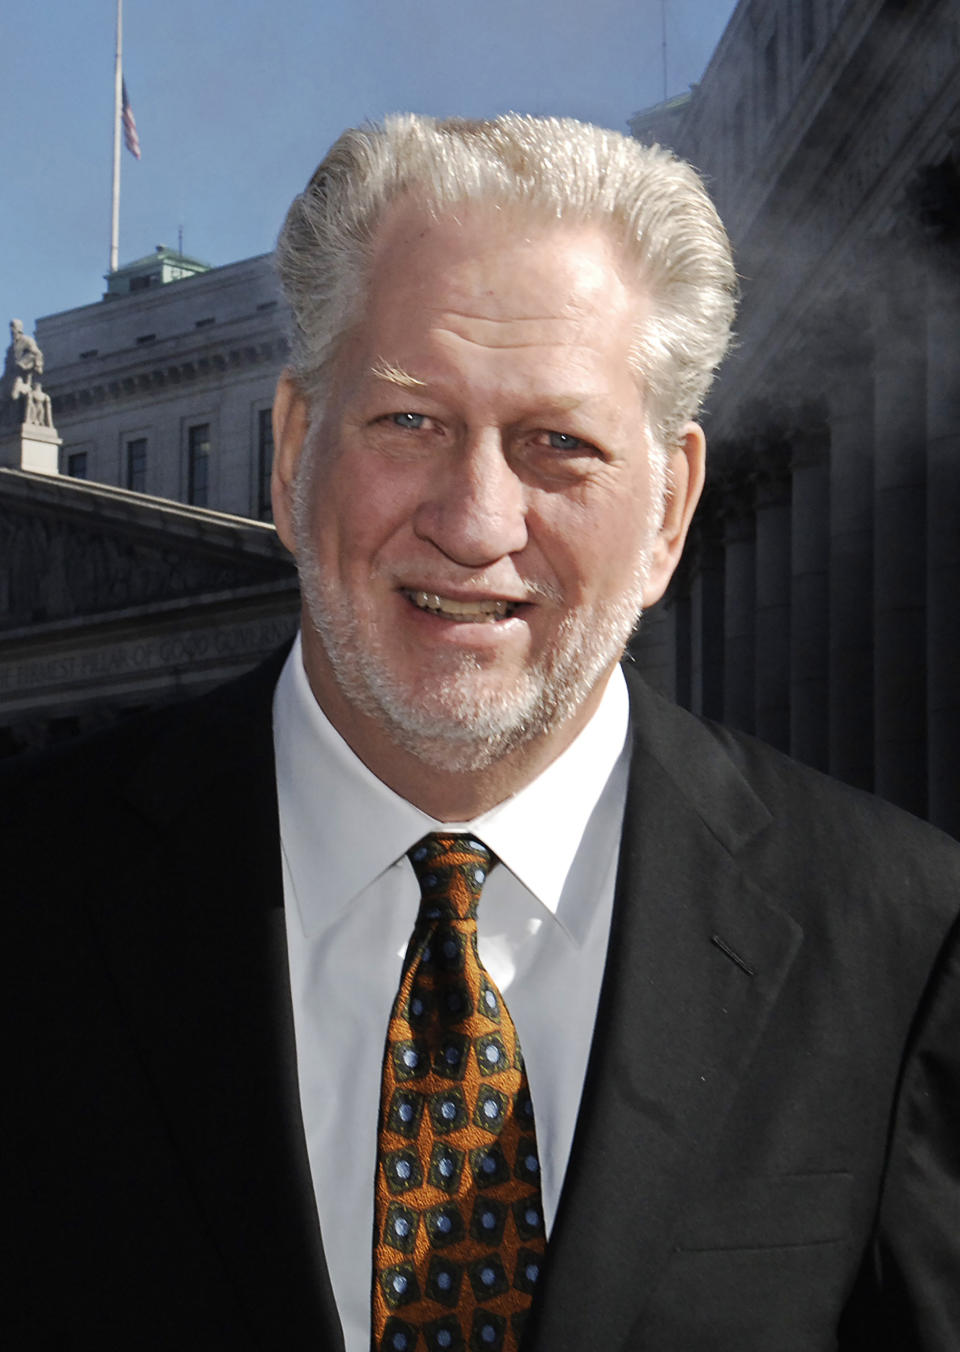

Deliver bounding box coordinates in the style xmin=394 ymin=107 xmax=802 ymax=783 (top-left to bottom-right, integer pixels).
xmin=710 ymin=932 xmax=757 ymax=977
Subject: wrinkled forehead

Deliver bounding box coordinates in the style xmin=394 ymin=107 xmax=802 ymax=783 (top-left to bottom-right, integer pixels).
xmin=366 ymin=196 xmax=644 ymax=330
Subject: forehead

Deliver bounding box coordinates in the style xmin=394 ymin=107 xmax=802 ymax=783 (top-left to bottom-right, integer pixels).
xmin=360 ymin=199 xmax=643 ymax=358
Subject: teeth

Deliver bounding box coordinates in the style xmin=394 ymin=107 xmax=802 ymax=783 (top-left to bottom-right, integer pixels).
xmin=408 ymin=590 xmax=515 ymax=621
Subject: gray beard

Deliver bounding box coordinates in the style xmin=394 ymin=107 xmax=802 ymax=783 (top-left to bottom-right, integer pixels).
xmin=296 ymin=549 xmax=652 ymax=774
xmin=292 ymin=443 xmax=664 ymax=772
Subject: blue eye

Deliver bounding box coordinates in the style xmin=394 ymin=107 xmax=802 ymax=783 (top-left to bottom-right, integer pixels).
xmin=547 ymin=431 xmax=585 ymax=450
xmin=391 ymin=412 xmax=426 ymax=429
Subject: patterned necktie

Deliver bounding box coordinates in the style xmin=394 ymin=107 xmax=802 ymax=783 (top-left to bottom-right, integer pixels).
xmin=372 ymin=834 xmax=547 ymax=1352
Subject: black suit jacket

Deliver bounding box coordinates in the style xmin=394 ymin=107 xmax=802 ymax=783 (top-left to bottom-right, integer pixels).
xmin=7 ymin=651 xmax=960 ymax=1349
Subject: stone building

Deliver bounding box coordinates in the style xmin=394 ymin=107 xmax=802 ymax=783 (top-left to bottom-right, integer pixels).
xmin=0 ymin=465 xmax=298 ymax=758
xmin=36 ymin=249 xmax=288 ymax=520
xmin=630 ymin=0 xmax=960 ymax=838
xmin=7 ymin=0 xmax=958 ymax=815
xmin=0 ymin=252 xmax=297 ymax=756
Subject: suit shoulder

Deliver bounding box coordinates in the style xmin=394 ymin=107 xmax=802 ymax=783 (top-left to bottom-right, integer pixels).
xmin=623 ymin=667 xmax=960 ymax=917
xmin=0 ymin=643 xmax=288 ymax=837
xmin=713 ymin=718 xmax=957 ymax=871
xmin=0 ymin=702 xmax=169 ymax=830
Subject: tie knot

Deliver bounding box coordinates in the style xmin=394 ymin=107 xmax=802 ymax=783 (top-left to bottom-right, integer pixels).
xmin=407 ymin=833 xmax=497 ymax=923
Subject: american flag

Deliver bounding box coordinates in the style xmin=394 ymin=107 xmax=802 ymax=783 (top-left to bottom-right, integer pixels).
xmin=122 ymin=79 xmax=141 ymax=159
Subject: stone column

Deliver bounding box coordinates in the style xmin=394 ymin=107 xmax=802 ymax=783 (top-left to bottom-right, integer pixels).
xmin=789 ymin=412 xmax=830 ymax=771
xmin=687 ymin=485 xmax=725 ymax=722
xmin=872 ymin=249 xmax=928 ymax=818
xmin=754 ymin=440 xmax=792 ymax=753
xmin=629 ymin=600 xmax=677 ymax=702
xmin=923 ymin=187 xmax=960 ymax=836
xmin=826 ymin=313 xmax=875 ymax=792
xmin=722 ymin=462 xmax=757 ymax=735
xmin=672 ymin=590 xmax=693 ymax=711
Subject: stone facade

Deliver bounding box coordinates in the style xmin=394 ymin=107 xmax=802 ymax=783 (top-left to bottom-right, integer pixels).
xmin=0 ymin=467 xmax=298 ymax=757
xmin=631 ymin=0 xmax=960 ymax=836
xmin=11 ymin=2 xmax=959 ymax=826
xmin=0 ymin=256 xmax=301 ymax=758
xmin=36 ymin=252 xmax=288 ymax=520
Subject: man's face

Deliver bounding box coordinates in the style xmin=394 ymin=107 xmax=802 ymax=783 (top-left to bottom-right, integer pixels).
xmin=275 ymin=201 xmax=701 ymax=773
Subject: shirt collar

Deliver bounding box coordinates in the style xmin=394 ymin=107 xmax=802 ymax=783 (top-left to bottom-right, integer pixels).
xmin=273 ymin=631 xmax=629 ymax=939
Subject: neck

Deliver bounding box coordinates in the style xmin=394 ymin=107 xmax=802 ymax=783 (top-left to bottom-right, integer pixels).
xmin=301 ymin=647 xmax=612 ymax=821
xmin=355 ymin=721 xmax=596 ymax=822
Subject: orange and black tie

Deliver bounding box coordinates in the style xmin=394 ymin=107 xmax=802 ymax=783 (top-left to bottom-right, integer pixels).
xmin=372 ymin=834 xmax=547 ymax=1352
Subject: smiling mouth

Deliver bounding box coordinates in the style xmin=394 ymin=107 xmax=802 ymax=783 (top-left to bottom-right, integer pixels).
xmin=405 ymin=590 xmax=519 ymax=622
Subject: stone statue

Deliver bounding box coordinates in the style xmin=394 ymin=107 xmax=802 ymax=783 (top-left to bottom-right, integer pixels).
xmin=25 ymin=379 xmax=53 ymax=428
xmin=4 ymin=318 xmax=48 ymax=426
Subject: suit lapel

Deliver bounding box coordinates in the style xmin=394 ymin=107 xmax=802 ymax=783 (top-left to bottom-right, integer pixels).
xmin=529 ymin=676 xmax=803 ymax=1352
xmin=89 ymin=652 xmax=345 ymax=1350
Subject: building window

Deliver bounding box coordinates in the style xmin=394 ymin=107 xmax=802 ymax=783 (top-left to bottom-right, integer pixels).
xmin=258 ymin=407 xmax=274 ymax=520
xmin=126 ymin=438 xmax=147 ymax=492
xmin=800 ymin=0 xmax=815 ymax=59
xmin=188 ymin=423 xmax=211 ymax=506
xmin=764 ymin=32 xmax=779 ymax=122
xmin=67 ymin=451 xmax=88 ymax=479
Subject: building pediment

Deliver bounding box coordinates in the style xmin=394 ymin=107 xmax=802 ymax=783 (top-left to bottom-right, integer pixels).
xmin=0 ymin=468 xmax=295 ymax=630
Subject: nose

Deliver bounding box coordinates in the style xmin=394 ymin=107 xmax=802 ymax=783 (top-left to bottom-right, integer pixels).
xmin=412 ymin=433 xmax=529 ymax=567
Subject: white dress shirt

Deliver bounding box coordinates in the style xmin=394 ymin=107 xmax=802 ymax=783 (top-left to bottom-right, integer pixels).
xmin=273 ymin=634 xmax=630 ymax=1352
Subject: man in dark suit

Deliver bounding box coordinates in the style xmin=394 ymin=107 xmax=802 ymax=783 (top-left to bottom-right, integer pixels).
xmin=8 ymin=114 xmax=960 ymax=1349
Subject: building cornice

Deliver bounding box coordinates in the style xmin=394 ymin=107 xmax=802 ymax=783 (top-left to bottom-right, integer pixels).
xmin=47 ymin=331 xmax=289 ymax=418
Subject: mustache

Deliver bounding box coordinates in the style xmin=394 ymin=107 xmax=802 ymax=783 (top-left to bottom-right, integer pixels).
xmin=383 ymin=566 xmax=564 ymax=607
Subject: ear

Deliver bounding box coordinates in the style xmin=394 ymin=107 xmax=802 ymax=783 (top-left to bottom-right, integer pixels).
xmin=271 ymin=371 xmax=310 ymax=555
xmin=641 ymin=421 xmax=706 ymax=607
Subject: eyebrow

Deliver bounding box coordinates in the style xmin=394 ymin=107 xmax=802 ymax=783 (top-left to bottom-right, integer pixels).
xmin=368 ymin=359 xmax=605 ymax=418
xmin=370 ymin=359 xmax=426 ymax=390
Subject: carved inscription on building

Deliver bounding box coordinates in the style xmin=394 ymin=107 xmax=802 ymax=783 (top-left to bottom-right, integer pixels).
xmin=0 ymin=502 xmax=293 ymax=632
xmin=0 ymin=614 xmax=297 ymax=702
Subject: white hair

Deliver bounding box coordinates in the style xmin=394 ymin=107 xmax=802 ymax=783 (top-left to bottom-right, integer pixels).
xmin=276 ymin=112 xmax=736 ymax=450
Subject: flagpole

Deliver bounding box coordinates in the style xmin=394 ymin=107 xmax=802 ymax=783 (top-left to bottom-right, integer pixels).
xmin=661 ymin=0 xmax=668 ymax=102
xmin=110 ymin=0 xmax=123 ymax=274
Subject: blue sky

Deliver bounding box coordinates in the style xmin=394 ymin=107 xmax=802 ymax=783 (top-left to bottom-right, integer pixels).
xmin=3 ymin=0 xmax=738 ymax=332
